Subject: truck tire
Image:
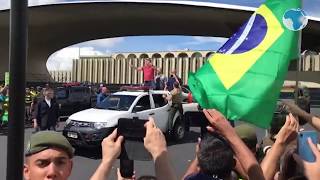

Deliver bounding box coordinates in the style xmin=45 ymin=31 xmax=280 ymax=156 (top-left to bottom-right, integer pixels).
xmin=172 ymin=120 xmax=185 ymax=142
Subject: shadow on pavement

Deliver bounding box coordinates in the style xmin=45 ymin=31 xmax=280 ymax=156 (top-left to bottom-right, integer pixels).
xmin=74 ymin=147 xmax=102 ymax=159
xmin=167 ymin=130 xmax=200 ymax=146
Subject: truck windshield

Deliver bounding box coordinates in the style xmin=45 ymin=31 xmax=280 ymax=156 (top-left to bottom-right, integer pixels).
xmin=279 ymin=92 xmax=295 ymax=99
xmin=96 ymin=95 xmax=136 ymax=111
xmin=55 ymin=89 xmax=68 ymax=99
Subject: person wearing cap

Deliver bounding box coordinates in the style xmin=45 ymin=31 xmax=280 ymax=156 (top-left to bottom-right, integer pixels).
xmin=235 ymin=124 xmax=258 ymax=154
xmin=24 ymin=131 xmax=74 ymax=180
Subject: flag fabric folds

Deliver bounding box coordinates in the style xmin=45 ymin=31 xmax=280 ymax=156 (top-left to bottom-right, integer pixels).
xmin=188 ymin=0 xmax=301 ymax=128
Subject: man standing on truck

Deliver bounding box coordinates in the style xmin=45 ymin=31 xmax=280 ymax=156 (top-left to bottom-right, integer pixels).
xmin=164 ymin=82 xmax=182 ymax=134
xmin=130 ymin=58 xmax=160 ymax=89
xmin=167 ymin=69 xmax=182 ymax=91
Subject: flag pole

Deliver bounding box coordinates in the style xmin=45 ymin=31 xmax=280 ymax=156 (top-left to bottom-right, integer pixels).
xmin=295 ymin=0 xmax=304 ymax=104
xmin=7 ymin=0 xmax=28 ymax=179
xmin=295 ymin=30 xmax=301 ymax=104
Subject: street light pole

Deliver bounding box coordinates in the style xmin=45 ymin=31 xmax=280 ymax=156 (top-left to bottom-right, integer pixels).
xmin=7 ymin=0 xmax=28 ymax=179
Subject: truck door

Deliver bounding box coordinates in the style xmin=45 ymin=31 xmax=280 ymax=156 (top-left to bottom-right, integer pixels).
xmin=132 ymin=95 xmax=154 ymax=124
xmin=150 ymin=94 xmax=170 ymax=132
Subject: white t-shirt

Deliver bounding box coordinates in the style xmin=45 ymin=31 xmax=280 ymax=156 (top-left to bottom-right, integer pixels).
xmin=45 ymin=98 xmax=51 ymax=107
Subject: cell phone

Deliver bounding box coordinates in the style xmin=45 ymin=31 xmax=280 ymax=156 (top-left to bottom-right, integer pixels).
xmin=120 ymin=159 xmax=134 ymax=178
xmin=118 ymin=118 xmax=152 ymax=161
xmin=118 ymin=117 xmax=147 ymax=140
xmin=298 ymin=131 xmax=318 ymax=162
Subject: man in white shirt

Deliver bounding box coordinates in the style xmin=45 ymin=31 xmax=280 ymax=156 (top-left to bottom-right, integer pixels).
xmin=36 ymin=88 xmax=59 ymax=131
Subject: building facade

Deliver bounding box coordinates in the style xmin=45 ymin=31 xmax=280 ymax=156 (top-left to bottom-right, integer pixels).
xmin=71 ymin=50 xmax=214 ymax=84
xmin=49 ymin=70 xmax=72 ymax=83
xmin=50 ymin=50 xmax=320 ymax=84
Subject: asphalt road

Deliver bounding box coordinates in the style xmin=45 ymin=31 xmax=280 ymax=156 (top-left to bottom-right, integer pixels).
xmin=0 ymin=108 xmax=319 ymax=180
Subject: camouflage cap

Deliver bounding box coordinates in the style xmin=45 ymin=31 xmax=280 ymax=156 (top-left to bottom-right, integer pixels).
xmin=25 ymin=131 xmax=74 ymax=158
xmin=235 ymin=124 xmax=257 ymax=150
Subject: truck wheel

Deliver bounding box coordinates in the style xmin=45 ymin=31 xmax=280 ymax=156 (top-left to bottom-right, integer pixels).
xmin=172 ymin=120 xmax=185 ymax=142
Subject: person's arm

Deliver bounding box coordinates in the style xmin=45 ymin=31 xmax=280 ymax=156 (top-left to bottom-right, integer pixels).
xmin=233 ymin=156 xmax=249 ymax=180
xmin=182 ymin=158 xmax=198 ymax=180
xmin=260 ymin=113 xmax=298 ymax=180
xmin=166 ymin=90 xmax=176 ymax=101
xmin=130 ymin=64 xmax=142 ymax=71
xmin=90 ymin=129 xmax=123 ymax=180
xmin=203 ymin=109 xmax=265 ymax=180
xmin=32 ymin=103 xmax=38 ymax=128
xmin=144 ymin=117 xmax=177 ymax=180
xmin=55 ymin=102 xmax=60 ymax=124
xmin=172 ymin=74 xmax=179 ymax=83
xmin=283 ymin=101 xmax=320 ymax=131
xmin=309 ymin=116 xmax=320 ymax=132
xmin=36 ymin=102 xmax=41 ymax=122
xmin=182 ymin=138 xmax=200 ymax=179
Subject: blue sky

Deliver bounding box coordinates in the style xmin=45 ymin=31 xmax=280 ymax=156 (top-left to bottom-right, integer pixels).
xmin=0 ymin=0 xmax=318 ymax=70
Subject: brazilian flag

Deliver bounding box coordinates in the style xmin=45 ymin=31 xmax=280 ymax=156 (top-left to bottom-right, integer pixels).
xmin=188 ymin=0 xmax=301 ymax=128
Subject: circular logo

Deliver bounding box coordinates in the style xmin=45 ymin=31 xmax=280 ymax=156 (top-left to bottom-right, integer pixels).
xmin=282 ymin=8 xmax=308 ymax=31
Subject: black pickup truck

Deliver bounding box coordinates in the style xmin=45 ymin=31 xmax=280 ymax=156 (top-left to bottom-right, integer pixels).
xmin=55 ymin=86 xmax=97 ymax=118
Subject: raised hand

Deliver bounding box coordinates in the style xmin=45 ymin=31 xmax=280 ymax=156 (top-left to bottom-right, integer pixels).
xmin=143 ymin=117 xmax=167 ymax=160
xmin=101 ymin=129 xmax=123 ymax=163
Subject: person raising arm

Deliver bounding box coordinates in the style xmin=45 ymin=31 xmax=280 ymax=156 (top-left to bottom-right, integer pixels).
xmin=90 ymin=129 xmax=124 ymax=180
xmin=203 ymin=109 xmax=265 ymax=180
xmin=144 ymin=117 xmax=177 ymax=180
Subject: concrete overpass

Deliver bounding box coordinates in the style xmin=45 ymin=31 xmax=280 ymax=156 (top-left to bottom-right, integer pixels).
xmin=0 ymin=0 xmax=320 ymax=82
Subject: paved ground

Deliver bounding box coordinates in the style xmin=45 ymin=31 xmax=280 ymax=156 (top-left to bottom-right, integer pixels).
xmin=0 ymin=108 xmax=319 ymax=180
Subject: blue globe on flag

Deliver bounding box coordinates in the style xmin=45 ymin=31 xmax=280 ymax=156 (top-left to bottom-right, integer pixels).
xmin=282 ymin=8 xmax=308 ymax=31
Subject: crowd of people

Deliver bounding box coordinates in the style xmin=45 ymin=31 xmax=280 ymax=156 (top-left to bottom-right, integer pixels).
xmin=23 ymin=100 xmax=320 ymax=180
xmin=0 ymin=85 xmax=9 ymax=126
xmin=2 ymin=59 xmax=320 ymax=180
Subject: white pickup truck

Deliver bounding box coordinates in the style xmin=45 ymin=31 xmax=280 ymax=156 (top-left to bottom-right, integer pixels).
xmin=63 ymin=90 xmax=192 ymax=148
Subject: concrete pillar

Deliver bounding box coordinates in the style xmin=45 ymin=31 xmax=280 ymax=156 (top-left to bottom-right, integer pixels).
xmin=121 ymin=58 xmax=126 ymax=84
xmin=178 ymin=57 xmax=183 ymax=81
xmin=138 ymin=58 xmax=144 ymax=84
xmin=72 ymin=59 xmax=76 ymax=82
xmin=183 ymin=57 xmax=190 ymax=84
xmin=132 ymin=58 xmax=138 ymax=84
xmin=98 ymin=59 xmax=104 ymax=83
xmin=83 ymin=59 xmax=88 ymax=82
xmin=315 ymin=54 xmax=320 ymax=71
xmin=191 ymin=57 xmax=197 ymax=73
xmin=93 ymin=58 xmax=98 ymax=83
xmin=110 ymin=58 xmax=115 ymax=84
xmin=105 ymin=58 xmax=109 ymax=84
xmin=77 ymin=59 xmax=82 ymax=82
